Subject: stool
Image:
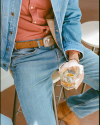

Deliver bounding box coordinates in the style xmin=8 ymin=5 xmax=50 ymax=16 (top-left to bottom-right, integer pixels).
xmin=12 ymin=70 xmax=67 ymax=125
xmin=1 ymin=114 xmax=13 ymax=125
xmin=81 ymin=21 xmax=99 ymax=93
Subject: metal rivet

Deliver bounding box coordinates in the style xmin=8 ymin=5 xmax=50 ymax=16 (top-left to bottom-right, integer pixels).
xmin=11 ymin=12 xmax=14 ymax=16
xmin=10 ymin=31 xmax=13 ymax=34
xmin=7 ymin=48 xmax=9 ymax=51
xmin=3 ymin=64 xmax=6 ymax=67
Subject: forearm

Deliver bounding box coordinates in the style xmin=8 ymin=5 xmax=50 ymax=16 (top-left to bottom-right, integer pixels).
xmin=63 ymin=0 xmax=84 ymax=60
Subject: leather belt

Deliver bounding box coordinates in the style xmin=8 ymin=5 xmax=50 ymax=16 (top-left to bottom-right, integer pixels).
xmin=15 ymin=35 xmax=55 ymax=49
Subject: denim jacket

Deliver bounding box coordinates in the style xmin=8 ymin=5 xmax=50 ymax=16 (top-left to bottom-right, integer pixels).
xmin=1 ymin=0 xmax=84 ymax=71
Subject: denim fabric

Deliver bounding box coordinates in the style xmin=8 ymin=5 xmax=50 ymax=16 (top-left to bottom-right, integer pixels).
xmin=66 ymin=46 xmax=99 ymax=118
xmin=1 ymin=114 xmax=13 ymax=125
xmin=1 ymin=0 xmax=83 ymax=71
xmin=10 ymin=41 xmax=99 ymax=125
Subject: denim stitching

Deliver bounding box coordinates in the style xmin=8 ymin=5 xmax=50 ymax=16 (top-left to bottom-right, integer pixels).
xmin=69 ymin=96 xmax=99 ymax=109
xmin=69 ymin=106 xmax=83 ymax=118
xmin=66 ymin=100 xmax=81 ymax=118
xmin=55 ymin=8 xmax=66 ymax=12
xmin=1 ymin=34 xmax=15 ymax=42
xmin=54 ymin=49 xmax=60 ymax=69
xmin=14 ymin=72 xmax=29 ymax=124
xmin=67 ymin=96 xmax=99 ymax=118
xmin=84 ymin=74 xmax=99 ymax=85
xmin=12 ymin=49 xmax=37 ymax=66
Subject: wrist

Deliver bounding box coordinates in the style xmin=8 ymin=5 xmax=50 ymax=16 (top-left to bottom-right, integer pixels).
xmin=66 ymin=50 xmax=80 ymax=63
xmin=69 ymin=58 xmax=79 ymax=64
xmin=66 ymin=50 xmax=80 ymax=57
xmin=69 ymin=51 xmax=79 ymax=62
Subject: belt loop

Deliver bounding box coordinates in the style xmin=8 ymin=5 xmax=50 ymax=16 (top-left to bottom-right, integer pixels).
xmin=37 ymin=40 xmax=41 ymax=48
xmin=14 ymin=42 xmax=17 ymax=50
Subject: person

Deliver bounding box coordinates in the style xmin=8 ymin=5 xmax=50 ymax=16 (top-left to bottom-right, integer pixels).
xmin=1 ymin=0 xmax=99 ymax=125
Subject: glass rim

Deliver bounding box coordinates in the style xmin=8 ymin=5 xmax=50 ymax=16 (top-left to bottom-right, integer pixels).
xmin=59 ymin=71 xmax=76 ymax=78
xmin=59 ymin=63 xmax=76 ymax=78
xmin=59 ymin=63 xmax=80 ymax=77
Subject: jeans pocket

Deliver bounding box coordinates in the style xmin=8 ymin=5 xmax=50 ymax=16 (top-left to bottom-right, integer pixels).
xmin=11 ymin=48 xmax=37 ymax=67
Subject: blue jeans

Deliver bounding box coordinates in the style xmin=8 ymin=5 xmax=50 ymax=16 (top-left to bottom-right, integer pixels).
xmin=1 ymin=114 xmax=13 ymax=125
xmin=10 ymin=41 xmax=99 ymax=125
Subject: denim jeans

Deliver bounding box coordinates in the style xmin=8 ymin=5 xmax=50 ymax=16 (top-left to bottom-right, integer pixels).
xmin=10 ymin=40 xmax=99 ymax=125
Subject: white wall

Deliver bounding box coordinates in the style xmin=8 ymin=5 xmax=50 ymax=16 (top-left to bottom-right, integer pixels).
xmin=1 ymin=68 xmax=14 ymax=92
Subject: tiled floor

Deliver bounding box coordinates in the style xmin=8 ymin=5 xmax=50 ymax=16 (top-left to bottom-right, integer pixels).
xmin=1 ymin=0 xmax=99 ymax=125
xmin=55 ymin=81 xmax=99 ymax=125
xmin=1 ymin=82 xmax=99 ymax=125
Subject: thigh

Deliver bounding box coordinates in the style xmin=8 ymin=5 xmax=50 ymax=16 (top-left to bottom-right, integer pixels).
xmin=80 ymin=45 xmax=99 ymax=91
xmin=10 ymin=48 xmax=58 ymax=125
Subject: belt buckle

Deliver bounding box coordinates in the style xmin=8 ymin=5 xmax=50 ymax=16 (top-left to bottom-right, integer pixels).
xmin=43 ymin=35 xmax=55 ymax=47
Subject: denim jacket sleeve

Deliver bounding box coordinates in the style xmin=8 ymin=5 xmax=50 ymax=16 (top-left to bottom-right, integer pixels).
xmin=62 ymin=0 xmax=84 ymax=60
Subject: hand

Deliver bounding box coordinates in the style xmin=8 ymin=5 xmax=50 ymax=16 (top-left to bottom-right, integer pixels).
xmin=59 ymin=60 xmax=84 ymax=89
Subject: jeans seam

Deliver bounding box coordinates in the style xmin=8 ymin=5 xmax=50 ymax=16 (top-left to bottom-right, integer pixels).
xmin=66 ymin=101 xmax=81 ymax=118
xmin=69 ymin=96 xmax=99 ymax=109
xmin=54 ymin=49 xmax=60 ymax=68
xmin=14 ymin=72 xmax=30 ymax=125
xmin=67 ymin=96 xmax=99 ymax=118
xmin=12 ymin=49 xmax=37 ymax=66
xmin=71 ymin=108 xmax=82 ymax=118
xmin=85 ymin=73 xmax=99 ymax=85
xmin=55 ymin=8 xmax=66 ymax=12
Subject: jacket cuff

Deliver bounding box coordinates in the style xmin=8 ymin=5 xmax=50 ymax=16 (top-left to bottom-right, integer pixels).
xmin=64 ymin=43 xmax=84 ymax=60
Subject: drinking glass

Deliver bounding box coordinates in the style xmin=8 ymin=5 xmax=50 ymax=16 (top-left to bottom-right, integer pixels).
xmin=59 ymin=63 xmax=80 ymax=90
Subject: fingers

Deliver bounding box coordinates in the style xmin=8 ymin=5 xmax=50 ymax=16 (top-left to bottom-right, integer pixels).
xmin=74 ymin=64 xmax=84 ymax=89
xmin=79 ymin=65 xmax=84 ymax=75
xmin=59 ymin=62 xmax=84 ymax=90
xmin=59 ymin=63 xmax=69 ymax=73
xmin=71 ymin=66 xmax=80 ymax=73
xmin=75 ymin=71 xmax=84 ymax=89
